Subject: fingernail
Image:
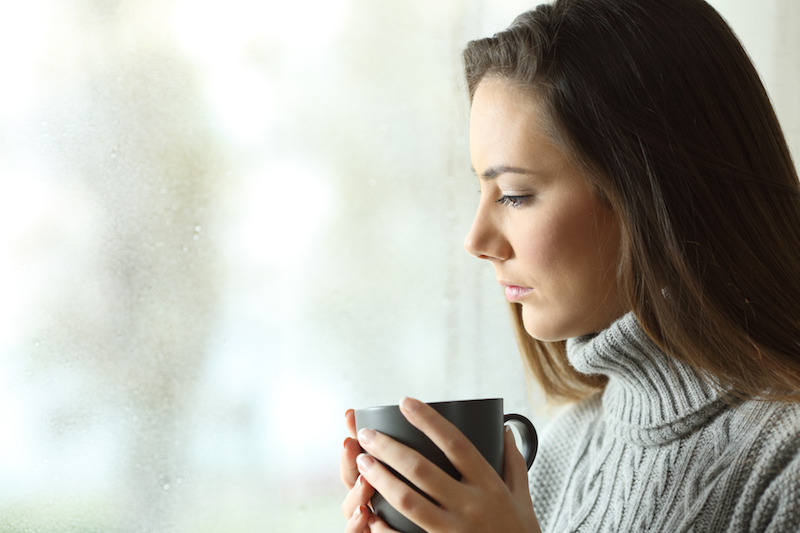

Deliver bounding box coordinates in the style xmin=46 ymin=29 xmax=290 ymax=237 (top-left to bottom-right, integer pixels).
xmin=356 ymin=453 xmax=374 ymax=472
xmin=357 ymin=428 xmax=376 ymax=445
xmin=351 ymin=505 xmax=362 ymax=520
xmin=400 ymin=396 xmax=420 ymax=413
xmin=355 ymin=474 xmax=362 ymax=487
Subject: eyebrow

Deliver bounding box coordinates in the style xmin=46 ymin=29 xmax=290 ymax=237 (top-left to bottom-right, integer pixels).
xmin=473 ymin=165 xmax=534 ymax=180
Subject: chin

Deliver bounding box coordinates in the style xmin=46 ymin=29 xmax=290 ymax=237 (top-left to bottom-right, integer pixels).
xmin=520 ymin=307 xmax=596 ymax=342
xmin=524 ymin=328 xmax=570 ymax=343
xmin=521 ymin=314 xmax=571 ymax=342
xmin=522 ymin=305 xmax=626 ymax=341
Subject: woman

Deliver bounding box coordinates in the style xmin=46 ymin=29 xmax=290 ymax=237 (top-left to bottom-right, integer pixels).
xmin=341 ymin=0 xmax=800 ymax=530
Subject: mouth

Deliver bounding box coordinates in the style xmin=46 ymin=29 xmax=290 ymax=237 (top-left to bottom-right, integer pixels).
xmin=499 ymin=281 xmax=533 ymax=302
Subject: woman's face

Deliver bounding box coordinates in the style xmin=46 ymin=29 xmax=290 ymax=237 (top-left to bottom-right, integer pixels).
xmin=465 ymin=77 xmax=627 ymax=341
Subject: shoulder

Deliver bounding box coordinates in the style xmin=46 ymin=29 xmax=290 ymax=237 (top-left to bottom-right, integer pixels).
xmin=729 ymin=399 xmax=800 ymax=463
xmin=728 ymin=400 xmax=800 ymax=531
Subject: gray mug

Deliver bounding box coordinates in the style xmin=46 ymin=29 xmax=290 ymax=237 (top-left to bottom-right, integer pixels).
xmin=354 ymin=398 xmax=537 ymax=533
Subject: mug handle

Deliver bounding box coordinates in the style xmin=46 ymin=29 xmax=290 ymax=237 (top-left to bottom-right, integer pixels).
xmin=503 ymin=413 xmax=538 ymax=470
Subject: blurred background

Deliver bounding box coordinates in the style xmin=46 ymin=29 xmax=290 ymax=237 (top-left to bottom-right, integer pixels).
xmin=0 ymin=0 xmax=797 ymax=531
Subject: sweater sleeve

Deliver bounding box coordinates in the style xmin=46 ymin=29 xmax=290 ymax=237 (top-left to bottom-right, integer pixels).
xmin=756 ymin=460 xmax=800 ymax=532
xmin=733 ymin=404 xmax=800 ymax=533
xmin=749 ymin=439 xmax=800 ymax=532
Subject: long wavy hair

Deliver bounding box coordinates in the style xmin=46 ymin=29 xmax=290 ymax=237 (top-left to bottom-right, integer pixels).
xmin=463 ymin=0 xmax=800 ymax=403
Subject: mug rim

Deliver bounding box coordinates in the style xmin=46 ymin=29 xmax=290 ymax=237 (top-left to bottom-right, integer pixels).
xmin=355 ymin=397 xmax=503 ymax=413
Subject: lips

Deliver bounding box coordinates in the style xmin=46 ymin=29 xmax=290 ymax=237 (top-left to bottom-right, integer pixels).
xmin=499 ymin=281 xmax=533 ymax=302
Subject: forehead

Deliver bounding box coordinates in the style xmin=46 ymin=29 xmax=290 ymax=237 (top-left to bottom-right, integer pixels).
xmin=469 ymin=78 xmax=561 ymax=165
xmin=470 ymin=77 xmax=543 ymax=129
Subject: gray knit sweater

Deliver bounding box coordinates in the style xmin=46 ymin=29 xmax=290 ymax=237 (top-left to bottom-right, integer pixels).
xmin=529 ymin=313 xmax=800 ymax=532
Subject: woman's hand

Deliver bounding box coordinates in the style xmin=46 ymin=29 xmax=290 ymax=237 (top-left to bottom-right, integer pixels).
xmin=352 ymin=397 xmax=541 ymax=533
xmin=341 ymin=408 xmax=396 ymax=532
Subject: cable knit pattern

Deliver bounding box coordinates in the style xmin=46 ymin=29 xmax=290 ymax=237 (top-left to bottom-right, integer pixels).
xmin=530 ymin=313 xmax=800 ymax=532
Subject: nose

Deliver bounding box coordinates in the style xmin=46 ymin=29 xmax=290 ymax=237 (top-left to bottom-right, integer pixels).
xmin=464 ymin=207 xmax=511 ymax=261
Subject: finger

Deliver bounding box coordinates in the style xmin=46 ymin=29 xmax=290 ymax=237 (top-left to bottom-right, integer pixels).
xmin=341 ymin=474 xmax=376 ymax=521
xmin=345 ymin=409 xmax=357 ymax=439
xmin=344 ymin=503 xmax=371 ymax=533
xmin=502 ymin=426 xmax=533 ymax=500
xmin=356 ymin=453 xmax=440 ymax=529
xmin=357 ymin=428 xmax=458 ymax=503
xmin=398 ymin=397 xmax=497 ymax=482
xmin=341 ymin=437 xmax=363 ymax=488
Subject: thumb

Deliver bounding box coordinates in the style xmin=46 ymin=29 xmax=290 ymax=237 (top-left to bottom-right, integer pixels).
xmin=502 ymin=426 xmax=532 ymax=498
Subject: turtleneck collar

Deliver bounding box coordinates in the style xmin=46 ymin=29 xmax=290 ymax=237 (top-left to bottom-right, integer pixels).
xmin=566 ymin=312 xmax=727 ymax=445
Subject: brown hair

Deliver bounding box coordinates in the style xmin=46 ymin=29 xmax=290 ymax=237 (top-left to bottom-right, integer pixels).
xmin=463 ymin=0 xmax=800 ymax=403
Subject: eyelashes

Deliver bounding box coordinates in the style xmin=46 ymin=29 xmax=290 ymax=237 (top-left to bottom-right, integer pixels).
xmin=474 ymin=186 xmax=536 ymax=208
xmin=496 ymin=195 xmax=533 ymax=208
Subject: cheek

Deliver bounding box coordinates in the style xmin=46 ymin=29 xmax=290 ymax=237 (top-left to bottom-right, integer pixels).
xmin=519 ymin=204 xmax=619 ymax=285
xmin=521 ymin=211 xmax=595 ymax=271
xmin=511 ymin=217 xmax=561 ymax=271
